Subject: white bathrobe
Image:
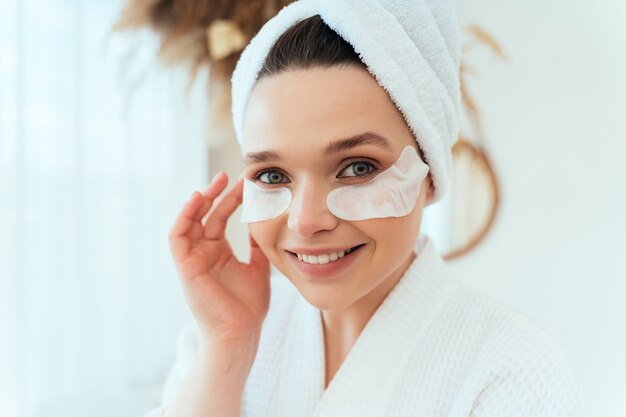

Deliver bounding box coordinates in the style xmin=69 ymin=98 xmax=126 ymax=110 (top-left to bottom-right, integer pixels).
xmin=142 ymin=234 xmax=588 ymax=417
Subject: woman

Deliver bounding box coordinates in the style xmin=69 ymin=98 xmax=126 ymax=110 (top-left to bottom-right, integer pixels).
xmin=144 ymin=1 xmax=587 ymax=416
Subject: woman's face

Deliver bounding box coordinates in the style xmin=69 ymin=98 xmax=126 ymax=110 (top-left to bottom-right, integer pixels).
xmin=241 ymin=65 xmax=433 ymax=311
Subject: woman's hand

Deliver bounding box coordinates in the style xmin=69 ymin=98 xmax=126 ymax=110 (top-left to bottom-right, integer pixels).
xmin=168 ymin=171 xmax=271 ymax=348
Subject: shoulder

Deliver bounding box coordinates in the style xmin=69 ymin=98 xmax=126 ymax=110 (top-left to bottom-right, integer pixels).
xmin=446 ymin=282 xmax=567 ymax=364
xmin=431 ymin=276 xmax=566 ymax=360
xmin=441 ymin=280 xmax=572 ymax=374
xmin=442 ymin=282 xmax=589 ymax=416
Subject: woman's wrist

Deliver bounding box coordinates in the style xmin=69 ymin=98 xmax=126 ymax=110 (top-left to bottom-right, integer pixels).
xmin=198 ymin=334 xmax=261 ymax=375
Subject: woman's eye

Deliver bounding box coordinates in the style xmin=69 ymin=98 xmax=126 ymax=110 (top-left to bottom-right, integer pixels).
xmin=339 ymin=161 xmax=376 ymax=178
xmin=256 ymin=170 xmax=287 ymax=184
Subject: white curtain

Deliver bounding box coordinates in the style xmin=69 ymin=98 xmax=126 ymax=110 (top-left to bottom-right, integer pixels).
xmin=0 ymin=1 xmax=209 ymax=416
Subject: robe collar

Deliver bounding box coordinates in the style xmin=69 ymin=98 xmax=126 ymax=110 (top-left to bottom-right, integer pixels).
xmin=264 ymin=233 xmax=457 ymax=417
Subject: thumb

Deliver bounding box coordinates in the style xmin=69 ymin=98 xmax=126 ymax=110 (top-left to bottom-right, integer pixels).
xmin=248 ymin=232 xmax=269 ymax=270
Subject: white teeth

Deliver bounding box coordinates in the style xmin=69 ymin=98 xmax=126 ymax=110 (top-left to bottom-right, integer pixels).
xmin=296 ymin=248 xmax=357 ymax=265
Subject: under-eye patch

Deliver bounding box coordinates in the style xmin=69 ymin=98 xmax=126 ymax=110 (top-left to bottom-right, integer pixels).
xmin=326 ymin=145 xmax=429 ymax=220
xmin=239 ymin=179 xmax=291 ymax=223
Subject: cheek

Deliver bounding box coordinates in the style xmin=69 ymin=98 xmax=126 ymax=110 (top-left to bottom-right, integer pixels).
xmin=248 ymin=223 xmax=273 ymax=247
xmin=359 ymin=213 xmax=422 ymax=255
xmin=248 ymin=222 xmax=283 ymax=261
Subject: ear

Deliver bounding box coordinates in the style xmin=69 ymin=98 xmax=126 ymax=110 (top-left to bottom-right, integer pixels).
xmin=424 ymin=174 xmax=435 ymax=205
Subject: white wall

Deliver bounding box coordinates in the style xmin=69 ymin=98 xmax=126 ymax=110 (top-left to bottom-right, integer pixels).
xmin=450 ymin=1 xmax=626 ymax=416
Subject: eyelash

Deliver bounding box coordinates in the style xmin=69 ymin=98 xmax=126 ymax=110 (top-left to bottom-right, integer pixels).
xmin=251 ymin=160 xmax=379 ymax=185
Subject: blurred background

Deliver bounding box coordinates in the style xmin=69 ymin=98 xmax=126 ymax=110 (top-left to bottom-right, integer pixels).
xmin=0 ymin=0 xmax=624 ymax=416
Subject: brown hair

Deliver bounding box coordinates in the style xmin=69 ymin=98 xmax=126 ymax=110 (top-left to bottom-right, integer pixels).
xmin=257 ymin=14 xmax=366 ymax=81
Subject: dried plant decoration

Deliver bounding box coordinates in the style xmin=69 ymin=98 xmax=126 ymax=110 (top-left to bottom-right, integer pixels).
xmin=112 ymin=0 xmax=296 ymax=146
xmin=112 ymin=0 xmax=294 ymax=83
xmin=206 ymin=20 xmax=248 ymax=61
xmin=459 ymin=24 xmax=510 ymax=136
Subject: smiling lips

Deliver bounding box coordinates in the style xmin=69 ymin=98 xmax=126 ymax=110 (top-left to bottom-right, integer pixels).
xmin=288 ymin=244 xmax=362 ymax=264
xmin=285 ymin=244 xmax=365 ymax=277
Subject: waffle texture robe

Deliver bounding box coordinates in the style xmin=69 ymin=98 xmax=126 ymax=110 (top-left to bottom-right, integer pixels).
xmin=142 ymin=234 xmax=588 ymax=417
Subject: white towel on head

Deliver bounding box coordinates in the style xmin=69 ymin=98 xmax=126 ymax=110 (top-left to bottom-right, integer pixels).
xmin=231 ymin=0 xmax=462 ymax=204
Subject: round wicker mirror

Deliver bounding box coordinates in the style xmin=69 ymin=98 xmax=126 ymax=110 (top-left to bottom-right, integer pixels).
xmin=440 ymin=24 xmax=507 ymax=260
xmin=441 ymin=136 xmax=500 ymax=260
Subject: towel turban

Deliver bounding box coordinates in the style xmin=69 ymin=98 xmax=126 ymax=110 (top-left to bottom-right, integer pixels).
xmin=231 ymin=0 xmax=462 ymax=204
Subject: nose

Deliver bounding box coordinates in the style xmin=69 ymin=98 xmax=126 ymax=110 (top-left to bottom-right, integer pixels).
xmin=287 ymin=180 xmax=338 ymax=237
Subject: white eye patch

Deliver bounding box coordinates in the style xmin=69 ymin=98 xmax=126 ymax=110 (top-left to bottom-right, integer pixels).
xmin=239 ymin=178 xmax=291 ymax=223
xmin=239 ymin=145 xmax=429 ymax=223
xmin=326 ymin=145 xmax=429 ymax=220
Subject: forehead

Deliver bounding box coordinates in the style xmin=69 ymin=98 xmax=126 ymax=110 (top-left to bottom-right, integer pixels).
xmin=241 ymin=66 xmax=415 ymax=157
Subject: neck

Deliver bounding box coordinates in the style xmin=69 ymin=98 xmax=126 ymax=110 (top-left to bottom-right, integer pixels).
xmin=320 ymin=250 xmax=417 ymax=357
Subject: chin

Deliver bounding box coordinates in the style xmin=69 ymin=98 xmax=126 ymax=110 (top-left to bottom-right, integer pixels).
xmin=292 ymin=279 xmax=356 ymax=310
xmin=299 ymin=291 xmax=347 ymax=311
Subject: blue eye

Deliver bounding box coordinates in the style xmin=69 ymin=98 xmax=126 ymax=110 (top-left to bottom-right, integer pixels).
xmin=255 ymin=170 xmax=287 ymax=184
xmin=339 ymin=161 xmax=376 ymax=178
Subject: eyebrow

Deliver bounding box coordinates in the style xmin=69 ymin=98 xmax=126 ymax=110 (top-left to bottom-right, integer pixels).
xmin=241 ymin=132 xmax=392 ymax=167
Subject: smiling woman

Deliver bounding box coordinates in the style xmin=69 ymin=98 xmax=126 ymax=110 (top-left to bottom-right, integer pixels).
xmin=241 ymin=66 xmax=432 ymax=320
xmin=141 ymin=2 xmax=589 ymax=417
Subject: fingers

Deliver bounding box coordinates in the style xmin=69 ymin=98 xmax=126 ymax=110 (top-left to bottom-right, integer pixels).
xmin=168 ymin=171 xmax=227 ymax=259
xmin=203 ymin=175 xmax=244 ymax=241
xmin=195 ymin=172 xmax=228 ymax=222
xmin=168 ymin=190 xmax=204 ymax=261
